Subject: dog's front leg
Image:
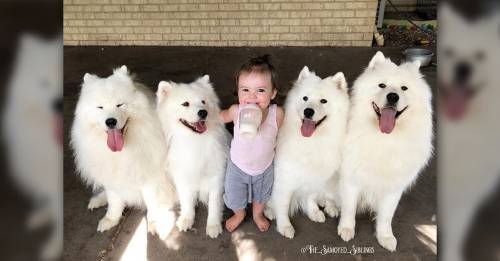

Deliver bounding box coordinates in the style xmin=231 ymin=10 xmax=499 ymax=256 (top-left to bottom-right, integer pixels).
xmin=274 ymin=187 xmax=295 ymax=238
xmin=206 ymin=187 xmax=223 ymax=238
xmin=337 ymin=180 xmax=359 ymax=242
xmin=40 ymin=190 xmax=63 ymax=260
xmin=375 ymin=190 xmax=402 ymax=252
xmin=176 ymin=183 xmax=196 ymax=232
xmin=88 ymin=190 xmax=107 ymax=210
xmin=142 ymin=184 xmax=175 ymax=239
xmin=97 ymin=190 xmax=124 ymax=232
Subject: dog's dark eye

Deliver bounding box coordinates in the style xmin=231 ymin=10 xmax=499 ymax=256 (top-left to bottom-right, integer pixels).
xmin=378 ymin=83 xmax=386 ymax=88
xmin=182 ymin=102 xmax=189 ymax=107
xmin=201 ymin=100 xmax=206 ymax=105
xmin=97 ymin=106 xmax=103 ymax=109
xmin=401 ymin=86 xmax=408 ymax=91
xmin=320 ymin=99 xmax=328 ymax=104
xmin=303 ymin=96 xmax=308 ymax=101
xmin=117 ymin=103 xmax=124 ymax=108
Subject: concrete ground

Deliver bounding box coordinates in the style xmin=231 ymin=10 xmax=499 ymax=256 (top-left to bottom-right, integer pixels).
xmin=63 ymin=46 xmax=437 ymax=261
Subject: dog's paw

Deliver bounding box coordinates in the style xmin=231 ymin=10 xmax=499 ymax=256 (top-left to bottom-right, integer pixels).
xmin=338 ymin=226 xmax=355 ymax=242
xmin=377 ymin=234 xmax=397 ymax=252
xmin=308 ymin=210 xmax=326 ymax=223
xmin=97 ymin=217 xmax=119 ymax=232
xmin=324 ymin=205 xmax=339 ymax=218
xmin=206 ymin=223 xmax=222 ymax=238
xmin=148 ymin=219 xmax=174 ymax=240
xmin=176 ymin=216 xmax=194 ymax=232
xmin=88 ymin=196 xmax=107 ymax=210
xmin=263 ymin=207 xmax=275 ymax=220
xmin=277 ymin=225 xmax=295 ymax=239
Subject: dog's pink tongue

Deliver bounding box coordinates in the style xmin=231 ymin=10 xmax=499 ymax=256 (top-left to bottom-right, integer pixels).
xmin=194 ymin=121 xmax=207 ymax=133
xmin=107 ymin=129 xmax=124 ymax=152
xmin=379 ymin=108 xmax=397 ymax=134
xmin=443 ymin=88 xmax=468 ymax=121
xmin=301 ymin=119 xmax=316 ymax=137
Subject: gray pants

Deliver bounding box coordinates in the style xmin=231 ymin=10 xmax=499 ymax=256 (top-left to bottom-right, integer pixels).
xmin=223 ymin=160 xmax=274 ymax=211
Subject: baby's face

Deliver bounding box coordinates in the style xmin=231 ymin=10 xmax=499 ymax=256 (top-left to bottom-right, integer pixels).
xmin=237 ymin=71 xmax=276 ymax=110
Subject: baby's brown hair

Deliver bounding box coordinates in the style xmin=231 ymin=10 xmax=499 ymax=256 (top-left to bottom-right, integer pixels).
xmin=234 ymin=54 xmax=279 ymax=94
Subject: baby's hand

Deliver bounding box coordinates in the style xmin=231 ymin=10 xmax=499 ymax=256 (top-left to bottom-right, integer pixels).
xmin=220 ymin=104 xmax=238 ymax=123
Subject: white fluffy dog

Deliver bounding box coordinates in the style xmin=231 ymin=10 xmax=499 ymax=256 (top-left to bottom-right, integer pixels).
xmin=156 ymin=75 xmax=228 ymax=238
xmin=337 ymin=52 xmax=433 ymax=251
xmin=2 ymin=34 xmax=62 ymax=260
xmin=265 ymin=66 xmax=349 ymax=238
xmin=71 ymin=66 xmax=176 ymax=239
xmin=439 ymin=5 xmax=500 ymax=261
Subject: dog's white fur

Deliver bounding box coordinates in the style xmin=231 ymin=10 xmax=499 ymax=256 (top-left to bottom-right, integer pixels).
xmin=156 ymin=76 xmax=228 ymax=238
xmin=337 ymin=52 xmax=433 ymax=251
xmin=439 ymin=5 xmax=500 ymax=261
xmin=71 ymin=66 xmax=176 ymax=239
xmin=2 ymin=34 xmax=62 ymax=260
xmin=264 ymin=66 xmax=349 ymax=238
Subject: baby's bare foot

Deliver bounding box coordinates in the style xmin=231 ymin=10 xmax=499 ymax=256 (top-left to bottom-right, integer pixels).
xmin=225 ymin=212 xmax=245 ymax=232
xmin=253 ymin=213 xmax=270 ymax=232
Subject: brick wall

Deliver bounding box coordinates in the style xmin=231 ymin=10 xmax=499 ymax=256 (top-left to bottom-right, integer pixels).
xmin=63 ymin=0 xmax=378 ymax=46
xmin=387 ymin=0 xmax=417 ymax=12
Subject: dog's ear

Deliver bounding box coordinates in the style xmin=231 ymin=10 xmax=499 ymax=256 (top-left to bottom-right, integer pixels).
xmin=19 ymin=34 xmax=44 ymax=55
xmin=114 ymin=65 xmax=128 ymax=76
xmin=197 ymin=74 xmax=212 ymax=86
xmin=196 ymin=75 xmax=215 ymax=91
xmin=199 ymin=74 xmax=210 ymax=83
xmin=298 ymin=66 xmax=311 ymax=82
xmin=329 ymin=72 xmax=347 ymax=91
xmin=157 ymin=81 xmax=173 ymax=103
xmin=83 ymin=73 xmax=98 ymax=85
xmin=368 ymin=51 xmax=386 ymax=68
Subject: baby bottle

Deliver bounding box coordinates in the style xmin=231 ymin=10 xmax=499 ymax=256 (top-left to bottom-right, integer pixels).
xmin=239 ymin=104 xmax=262 ymax=138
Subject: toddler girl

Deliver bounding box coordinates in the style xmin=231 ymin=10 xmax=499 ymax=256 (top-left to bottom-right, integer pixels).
xmin=220 ymin=55 xmax=284 ymax=232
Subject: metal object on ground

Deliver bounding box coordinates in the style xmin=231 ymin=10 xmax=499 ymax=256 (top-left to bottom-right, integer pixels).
xmin=403 ymin=48 xmax=434 ymax=66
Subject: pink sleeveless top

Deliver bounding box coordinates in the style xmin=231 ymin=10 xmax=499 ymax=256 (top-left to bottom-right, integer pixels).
xmin=230 ymin=104 xmax=278 ymax=176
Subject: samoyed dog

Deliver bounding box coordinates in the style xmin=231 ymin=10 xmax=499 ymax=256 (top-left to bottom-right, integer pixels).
xmin=70 ymin=66 xmax=176 ymax=239
xmin=337 ymin=52 xmax=433 ymax=251
xmin=264 ymin=66 xmax=349 ymax=238
xmin=439 ymin=5 xmax=500 ymax=261
xmin=156 ymin=75 xmax=228 ymax=238
xmin=2 ymin=34 xmax=62 ymax=260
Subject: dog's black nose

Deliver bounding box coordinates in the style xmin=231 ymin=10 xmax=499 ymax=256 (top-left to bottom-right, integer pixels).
xmin=198 ymin=109 xmax=208 ymax=119
xmin=387 ymin=93 xmax=399 ymax=104
xmin=304 ymin=108 xmax=315 ymax=119
xmin=105 ymin=118 xmax=117 ymax=128
xmin=52 ymin=97 xmax=63 ymax=113
xmin=454 ymin=62 xmax=471 ymax=84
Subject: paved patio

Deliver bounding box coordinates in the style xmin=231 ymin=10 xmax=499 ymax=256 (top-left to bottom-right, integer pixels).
xmin=63 ymin=46 xmax=437 ymax=261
